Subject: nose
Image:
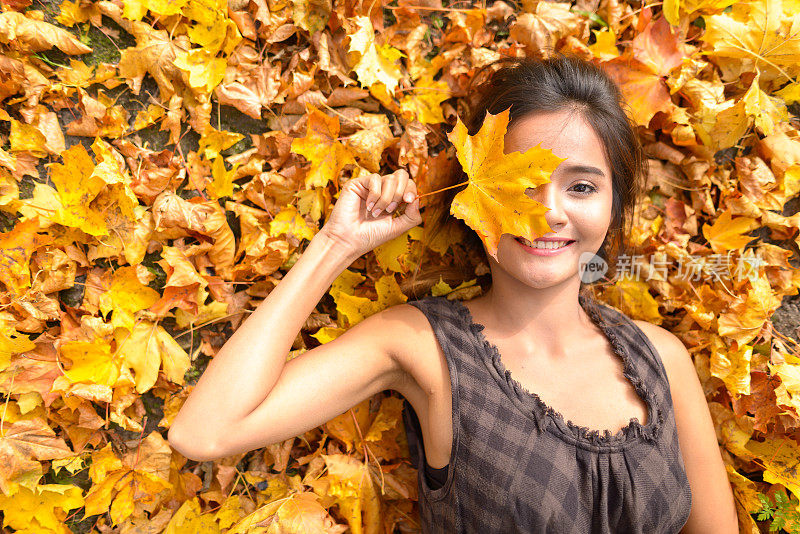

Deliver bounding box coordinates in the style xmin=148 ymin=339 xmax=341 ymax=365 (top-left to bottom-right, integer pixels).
xmin=527 ymin=183 xmax=568 ymax=229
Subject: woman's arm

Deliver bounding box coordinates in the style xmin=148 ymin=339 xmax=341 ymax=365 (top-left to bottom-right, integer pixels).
xmin=634 ymin=321 xmax=739 ymax=534
xmin=167 ymin=170 xmax=422 ymax=461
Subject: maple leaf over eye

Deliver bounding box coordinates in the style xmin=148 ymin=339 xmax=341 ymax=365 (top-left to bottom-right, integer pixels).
xmin=448 ymin=109 xmax=566 ymax=261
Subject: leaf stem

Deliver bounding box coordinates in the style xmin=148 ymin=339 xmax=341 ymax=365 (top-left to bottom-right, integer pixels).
xmin=417 ymin=179 xmax=468 ymax=198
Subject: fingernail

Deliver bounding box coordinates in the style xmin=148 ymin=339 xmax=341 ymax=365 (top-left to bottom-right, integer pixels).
xmin=367 ymin=202 xmax=374 ymax=211
xmin=404 ymin=193 xmax=413 ymax=202
xmin=373 ymin=208 xmax=382 ymax=217
xmin=386 ymin=202 xmax=397 ymax=213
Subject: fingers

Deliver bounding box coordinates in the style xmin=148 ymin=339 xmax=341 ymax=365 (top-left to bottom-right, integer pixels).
xmin=385 ymin=170 xmax=409 ymax=214
xmin=401 ymin=173 xmax=417 ymax=205
xmin=365 ymin=174 xmax=382 ymax=214
xmin=373 ymin=171 xmax=399 ymax=217
xmin=365 ymin=169 xmax=415 ymax=218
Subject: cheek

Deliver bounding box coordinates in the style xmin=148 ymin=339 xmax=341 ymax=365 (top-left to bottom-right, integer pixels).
xmin=566 ymin=197 xmax=613 ymax=234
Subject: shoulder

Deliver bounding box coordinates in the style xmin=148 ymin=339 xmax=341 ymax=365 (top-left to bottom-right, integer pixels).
xmin=631 ymin=319 xmax=696 ymax=388
xmin=376 ymin=301 xmax=451 ymax=397
xmin=631 ymin=319 xmax=687 ymax=358
xmin=634 ymin=320 xmax=739 ymax=532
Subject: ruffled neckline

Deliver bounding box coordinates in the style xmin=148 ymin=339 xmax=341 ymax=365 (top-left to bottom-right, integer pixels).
xmin=446 ymin=294 xmax=664 ymax=450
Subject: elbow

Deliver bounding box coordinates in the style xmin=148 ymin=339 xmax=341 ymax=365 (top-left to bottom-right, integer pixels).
xmin=167 ymin=424 xmax=220 ymax=463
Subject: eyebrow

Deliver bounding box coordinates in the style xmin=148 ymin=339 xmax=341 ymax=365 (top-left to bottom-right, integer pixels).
xmin=560 ymin=164 xmax=606 ymax=177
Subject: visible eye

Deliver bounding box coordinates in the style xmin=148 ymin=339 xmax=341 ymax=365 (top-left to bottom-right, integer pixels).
xmin=571 ymin=182 xmax=597 ymax=195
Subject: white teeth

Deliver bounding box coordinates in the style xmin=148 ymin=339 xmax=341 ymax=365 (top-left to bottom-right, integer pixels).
xmin=516 ymin=237 xmax=571 ymax=249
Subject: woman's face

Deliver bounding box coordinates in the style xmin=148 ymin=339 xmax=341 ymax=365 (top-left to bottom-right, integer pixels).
xmin=487 ymin=108 xmax=614 ymax=288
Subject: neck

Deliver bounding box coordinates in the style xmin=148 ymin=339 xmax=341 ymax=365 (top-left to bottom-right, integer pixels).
xmin=468 ymin=272 xmax=595 ymax=361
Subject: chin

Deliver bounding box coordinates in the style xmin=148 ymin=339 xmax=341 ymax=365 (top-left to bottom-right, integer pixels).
xmin=490 ymin=235 xmax=589 ymax=286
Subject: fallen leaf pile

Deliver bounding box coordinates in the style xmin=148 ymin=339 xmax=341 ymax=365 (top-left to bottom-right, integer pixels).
xmin=0 ymin=0 xmax=799 ymax=531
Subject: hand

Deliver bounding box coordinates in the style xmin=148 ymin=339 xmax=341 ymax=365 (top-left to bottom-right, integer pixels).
xmin=318 ymin=169 xmax=422 ymax=258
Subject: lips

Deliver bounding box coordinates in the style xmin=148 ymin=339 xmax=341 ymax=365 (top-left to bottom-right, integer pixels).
xmin=514 ymin=236 xmax=575 ymax=246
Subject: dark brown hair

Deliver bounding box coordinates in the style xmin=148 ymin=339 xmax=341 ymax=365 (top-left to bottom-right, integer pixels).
xmin=416 ymin=53 xmax=647 ymax=298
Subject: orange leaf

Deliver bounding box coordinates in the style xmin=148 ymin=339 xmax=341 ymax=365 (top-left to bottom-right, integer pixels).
xmin=702 ymin=209 xmax=759 ymax=253
xmin=0 ymin=11 xmax=92 ymax=54
xmin=291 ymin=106 xmax=356 ymax=188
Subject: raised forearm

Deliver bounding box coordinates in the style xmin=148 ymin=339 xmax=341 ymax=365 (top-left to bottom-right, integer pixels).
xmin=168 ymin=233 xmax=358 ymax=450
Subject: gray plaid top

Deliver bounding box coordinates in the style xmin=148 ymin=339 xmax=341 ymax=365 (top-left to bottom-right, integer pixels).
xmin=401 ymin=294 xmax=692 ymax=533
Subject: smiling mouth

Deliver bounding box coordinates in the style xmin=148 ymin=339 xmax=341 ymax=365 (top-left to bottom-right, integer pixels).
xmin=514 ymin=236 xmax=576 ymax=248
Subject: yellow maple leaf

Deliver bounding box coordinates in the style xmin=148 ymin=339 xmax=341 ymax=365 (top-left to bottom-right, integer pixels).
xmin=57 ymin=0 xmax=102 ymax=26
xmin=345 ymin=118 xmax=395 ymax=173
xmin=214 ymin=494 xmax=245 ymax=529
xmin=174 ymin=287 xmax=229 ymax=329
xmin=174 ymin=47 xmax=227 ymax=93
xmin=320 ymin=454 xmax=381 ymax=534
xmin=693 ymin=97 xmax=750 ymax=153
xmin=335 ymin=274 xmax=407 ymax=327
xmin=431 ymin=276 xmax=454 ymax=296
xmin=163 ymin=497 xmax=222 ymax=533
xmin=602 ymin=276 xmax=664 ymax=324
xmin=60 ymin=340 xmax=123 ymax=387
xmin=769 ymin=357 xmax=800 ymax=423
xmin=114 ymin=320 xmax=191 ymax=394
xmin=399 ymin=76 xmax=450 ymax=124
xmin=745 ymin=429 xmax=800 ymax=506
xmin=0 ymin=483 xmax=83 ymax=533
xmin=84 ymin=434 xmax=173 ymax=525
xmin=208 ymin=155 xmax=239 ymax=199
xmin=347 ymin=16 xmax=404 ymax=94
xmin=373 ymin=226 xmax=423 ymax=273
xmin=269 ymin=204 xmax=316 ymax=242
xmin=709 ymin=336 xmax=752 ymax=397
xmin=725 ymin=463 xmax=762 ymax=515
xmin=702 ymin=209 xmax=759 ymax=253
xmin=775 ymin=81 xmax=800 ymax=104
xmin=701 ymin=0 xmax=800 ymax=86
xmin=448 ymin=108 xmax=564 ymax=261
xmin=0 ymin=216 xmax=44 ymax=296
xmin=324 ymin=398 xmax=371 ymax=452
xmin=291 ymin=106 xmax=356 ymax=188
xmin=662 ymin=0 xmax=735 ymax=27
xmin=151 ymin=191 xmax=236 ymax=273
xmin=295 ymin=186 xmax=331 ymax=222
xmin=588 ymin=28 xmax=619 ymax=61
xmin=118 ymin=23 xmax=187 ymax=99
xmin=48 ymin=144 xmax=109 ymax=237
xmin=742 ymin=71 xmax=789 ymax=136
xmin=364 ymin=395 xmax=404 ymax=442
xmin=184 ymin=0 xmax=242 ymax=55
xmin=718 ymin=277 xmax=781 ymax=345
xmin=9 ymin=120 xmax=47 ymax=157
xmin=0 ymin=319 xmax=36 ymax=369
xmin=148 ymin=0 xmax=189 ymax=18
xmin=311 ymin=326 xmax=347 ymax=344
xmin=98 ymin=265 xmax=160 ymax=332
xmin=87 ymin=184 xmax=144 ymax=265
xmin=197 ymin=128 xmax=244 ymax=160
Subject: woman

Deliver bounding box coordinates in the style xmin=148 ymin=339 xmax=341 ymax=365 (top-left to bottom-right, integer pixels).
xmin=168 ymin=55 xmax=738 ymax=533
